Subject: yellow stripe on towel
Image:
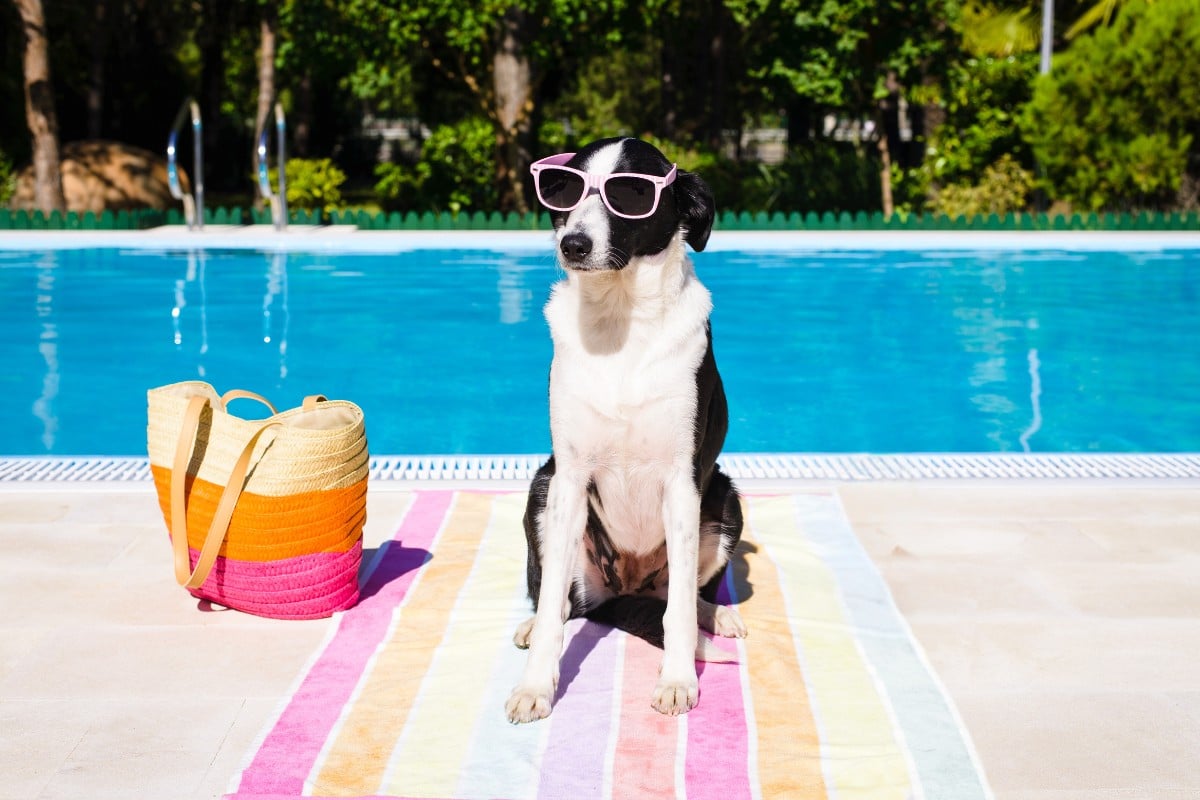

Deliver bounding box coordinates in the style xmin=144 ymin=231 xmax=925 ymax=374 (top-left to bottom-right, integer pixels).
xmin=379 ymin=492 xmax=529 ymax=797
xmin=308 ymin=492 xmax=495 ymax=796
xmin=749 ymin=495 xmax=912 ymax=800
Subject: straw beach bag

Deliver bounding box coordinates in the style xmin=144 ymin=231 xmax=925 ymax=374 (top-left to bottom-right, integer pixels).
xmin=147 ymin=381 xmax=368 ymax=619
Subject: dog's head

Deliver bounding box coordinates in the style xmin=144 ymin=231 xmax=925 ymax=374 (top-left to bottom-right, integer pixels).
xmin=531 ymin=137 xmax=715 ymax=271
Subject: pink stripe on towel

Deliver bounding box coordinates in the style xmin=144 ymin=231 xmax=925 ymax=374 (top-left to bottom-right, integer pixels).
xmin=232 ymin=491 xmax=452 ymax=797
xmin=612 ymin=635 xmax=681 ymax=798
xmin=685 ymin=581 xmax=752 ymax=799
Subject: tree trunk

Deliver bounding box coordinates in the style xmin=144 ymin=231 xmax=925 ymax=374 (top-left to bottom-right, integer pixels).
xmin=87 ymin=0 xmax=107 ymax=139
xmin=493 ymin=6 xmax=531 ymax=214
xmin=253 ymin=7 xmax=278 ymax=198
xmin=876 ymin=71 xmax=902 ymax=218
xmin=13 ymin=0 xmax=65 ymax=212
xmin=877 ymin=126 xmax=895 ymax=218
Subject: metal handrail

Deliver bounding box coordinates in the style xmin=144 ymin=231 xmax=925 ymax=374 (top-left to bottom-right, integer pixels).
xmin=167 ymin=98 xmax=204 ymax=230
xmin=256 ymin=103 xmax=288 ymax=231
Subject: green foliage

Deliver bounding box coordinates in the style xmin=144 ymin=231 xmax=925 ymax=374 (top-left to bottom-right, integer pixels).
xmin=959 ymin=2 xmax=1040 ymax=57
xmin=14 ymin=0 xmax=1198 ymax=216
xmin=542 ymin=48 xmax=662 ymax=142
xmin=640 ymin=136 xmax=879 ymax=213
xmin=0 ymin=149 xmax=15 ymax=206
xmin=279 ymin=0 xmax=420 ymax=116
xmin=1021 ymin=0 xmax=1200 ymax=210
xmin=735 ymin=0 xmax=960 ymax=112
xmin=274 ymin=158 xmax=347 ymax=212
xmin=374 ymin=116 xmax=497 ymax=214
xmin=896 ymin=54 xmax=1037 ymax=212
xmin=1065 ymin=0 xmax=1125 ymax=40
xmin=930 ymin=154 xmax=1034 ymax=217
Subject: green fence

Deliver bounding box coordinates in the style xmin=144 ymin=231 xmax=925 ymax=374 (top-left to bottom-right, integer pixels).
xmin=1 ymin=206 xmax=1198 ymax=231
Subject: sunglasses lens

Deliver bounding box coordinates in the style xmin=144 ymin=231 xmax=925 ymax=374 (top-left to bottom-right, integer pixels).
xmin=603 ymin=176 xmax=658 ymax=217
xmin=536 ymin=168 xmax=585 ymax=210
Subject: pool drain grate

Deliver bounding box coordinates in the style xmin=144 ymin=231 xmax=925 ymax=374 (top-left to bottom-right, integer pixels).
xmin=2 ymin=453 xmax=1199 ymax=483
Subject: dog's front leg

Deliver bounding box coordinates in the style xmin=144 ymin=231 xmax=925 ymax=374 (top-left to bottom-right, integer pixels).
xmin=506 ymin=471 xmax=588 ymax=724
xmin=653 ymin=473 xmax=701 ymax=715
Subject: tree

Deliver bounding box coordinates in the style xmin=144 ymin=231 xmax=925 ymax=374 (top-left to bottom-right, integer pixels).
xmin=731 ymin=0 xmax=960 ymax=216
xmin=252 ymin=2 xmax=278 ymax=185
xmin=1021 ymin=0 xmax=1200 ymax=210
xmin=12 ymin=0 xmax=64 ymax=211
xmin=338 ymin=0 xmax=639 ymax=213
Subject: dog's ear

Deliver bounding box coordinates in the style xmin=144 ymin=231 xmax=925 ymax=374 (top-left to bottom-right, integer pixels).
xmin=673 ymin=169 xmax=715 ymax=252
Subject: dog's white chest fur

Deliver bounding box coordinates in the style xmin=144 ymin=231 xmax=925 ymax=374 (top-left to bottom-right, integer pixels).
xmin=543 ymin=236 xmax=711 ymax=553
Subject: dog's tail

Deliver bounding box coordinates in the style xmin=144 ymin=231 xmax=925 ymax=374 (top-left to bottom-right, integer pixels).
xmin=585 ymin=596 xmax=738 ymax=663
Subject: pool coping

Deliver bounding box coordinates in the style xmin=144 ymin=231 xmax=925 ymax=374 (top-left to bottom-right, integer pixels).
xmin=2 ymin=453 xmax=1199 ymax=486
xmin=2 ymin=226 xmax=1200 ymax=252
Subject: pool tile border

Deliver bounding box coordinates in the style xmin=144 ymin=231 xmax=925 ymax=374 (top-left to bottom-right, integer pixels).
xmin=2 ymin=453 xmax=1199 ymax=484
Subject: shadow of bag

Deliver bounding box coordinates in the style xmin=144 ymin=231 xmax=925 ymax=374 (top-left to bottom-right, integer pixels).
xmin=146 ymin=381 xmax=368 ymax=619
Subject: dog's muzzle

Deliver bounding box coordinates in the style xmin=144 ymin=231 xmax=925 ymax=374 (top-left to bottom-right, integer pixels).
xmin=560 ymin=232 xmax=593 ymax=265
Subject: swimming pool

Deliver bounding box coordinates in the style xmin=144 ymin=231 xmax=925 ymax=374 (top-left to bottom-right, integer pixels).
xmin=1 ymin=233 xmax=1198 ymax=457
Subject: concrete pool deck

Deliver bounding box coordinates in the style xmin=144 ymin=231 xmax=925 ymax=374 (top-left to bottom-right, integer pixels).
xmin=1 ymin=474 xmax=1198 ymax=799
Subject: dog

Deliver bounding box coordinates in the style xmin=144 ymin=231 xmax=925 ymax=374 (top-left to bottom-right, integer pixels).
xmin=505 ymin=137 xmax=745 ymax=724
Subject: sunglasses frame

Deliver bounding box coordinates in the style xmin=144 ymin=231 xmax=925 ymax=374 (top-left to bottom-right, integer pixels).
xmin=530 ymin=152 xmax=678 ymax=220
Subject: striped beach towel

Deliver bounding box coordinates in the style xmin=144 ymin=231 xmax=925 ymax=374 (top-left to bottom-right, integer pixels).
xmin=226 ymin=490 xmax=992 ymax=800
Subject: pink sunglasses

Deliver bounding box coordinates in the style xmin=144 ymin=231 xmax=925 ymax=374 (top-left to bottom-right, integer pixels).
xmin=530 ymin=153 xmax=677 ymax=219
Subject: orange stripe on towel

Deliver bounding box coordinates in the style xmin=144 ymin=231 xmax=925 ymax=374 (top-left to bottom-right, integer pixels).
xmin=151 ymin=465 xmax=365 ymax=560
xmin=738 ymin=499 xmax=829 ymax=799
xmin=308 ymin=491 xmax=493 ymax=796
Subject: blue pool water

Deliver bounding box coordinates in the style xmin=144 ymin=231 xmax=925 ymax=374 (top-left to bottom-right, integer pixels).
xmin=0 ymin=245 xmax=1197 ymax=455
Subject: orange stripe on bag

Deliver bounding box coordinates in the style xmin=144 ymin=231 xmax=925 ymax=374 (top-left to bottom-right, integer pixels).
xmin=151 ymin=465 xmax=365 ymax=561
xmin=147 ymin=381 xmax=368 ymax=619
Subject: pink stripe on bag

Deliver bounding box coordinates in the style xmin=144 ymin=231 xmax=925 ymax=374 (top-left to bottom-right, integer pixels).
xmin=187 ymin=543 xmax=363 ymax=619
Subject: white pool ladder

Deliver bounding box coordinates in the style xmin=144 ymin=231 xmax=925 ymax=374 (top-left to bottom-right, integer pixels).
xmin=166 ymin=98 xmax=204 ymax=230
xmin=257 ymin=102 xmax=288 ymax=231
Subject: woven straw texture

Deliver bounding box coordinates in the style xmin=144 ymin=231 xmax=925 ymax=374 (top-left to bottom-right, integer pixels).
xmin=147 ymin=382 xmax=368 ymax=495
xmin=147 ymin=381 xmax=368 ymax=620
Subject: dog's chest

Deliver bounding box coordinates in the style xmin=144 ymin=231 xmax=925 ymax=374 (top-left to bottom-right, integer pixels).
xmin=546 ymin=298 xmax=709 ymax=468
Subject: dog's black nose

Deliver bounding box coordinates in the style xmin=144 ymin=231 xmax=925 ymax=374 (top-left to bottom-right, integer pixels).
xmin=560 ymin=233 xmax=593 ymax=262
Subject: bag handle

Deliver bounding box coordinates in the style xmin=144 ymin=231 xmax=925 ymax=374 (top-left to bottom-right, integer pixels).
xmin=170 ymin=395 xmax=282 ymax=590
xmin=219 ymin=389 xmax=326 ymax=414
xmin=220 ymin=389 xmax=277 ymax=415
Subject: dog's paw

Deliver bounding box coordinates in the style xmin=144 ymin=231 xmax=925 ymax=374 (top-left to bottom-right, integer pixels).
xmin=712 ymin=604 xmax=748 ymax=639
xmin=513 ymin=617 xmax=536 ymax=649
xmin=505 ymin=685 xmax=553 ymax=724
xmin=651 ymin=678 xmax=699 ymax=716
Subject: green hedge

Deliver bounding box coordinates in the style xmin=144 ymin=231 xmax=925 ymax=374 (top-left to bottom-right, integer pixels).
xmin=1 ymin=206 xmax=1197 ymax=231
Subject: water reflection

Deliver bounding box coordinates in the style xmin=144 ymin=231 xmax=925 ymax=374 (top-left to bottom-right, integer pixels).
xmin=33 ymin=253 xmax=58 ymax=449
xmin=1019 ymin=348 xmax=1043 ymax=452
xmin=170 ymin=250 xmax=290 ymax=380
xmin=262 ymin=252 xmax=290 ymax=378
xmin=172 ymin=249 xmax=210 ymax=376
xmin=496 ymin=258 xmax=534 ymax=325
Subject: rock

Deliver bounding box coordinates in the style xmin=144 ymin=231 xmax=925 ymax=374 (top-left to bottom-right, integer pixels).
xmin=10 ymin=140 xmax=190 ymax=212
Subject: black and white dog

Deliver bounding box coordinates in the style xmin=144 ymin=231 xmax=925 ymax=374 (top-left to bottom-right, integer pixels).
xmin=506 ymin=137 xmax=745 ymax=724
